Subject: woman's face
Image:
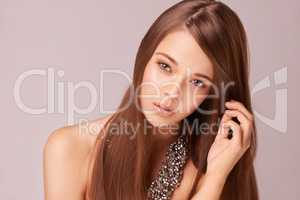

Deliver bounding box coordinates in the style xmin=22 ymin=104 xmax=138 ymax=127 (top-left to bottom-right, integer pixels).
xmin=139 ymin=29 xmax=214 ymax=128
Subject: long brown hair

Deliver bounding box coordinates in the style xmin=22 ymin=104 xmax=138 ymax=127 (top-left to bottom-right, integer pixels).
xmin=88 ymin=0 xmax=259 ymax=199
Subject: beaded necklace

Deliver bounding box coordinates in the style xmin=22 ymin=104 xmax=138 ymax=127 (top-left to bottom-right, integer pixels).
xmin=147 ymin=134 xmax=190 ymax=200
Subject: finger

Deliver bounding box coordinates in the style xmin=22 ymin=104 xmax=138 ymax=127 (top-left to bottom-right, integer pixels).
xmin=219 ymin=109 xmax=233 ymax=125
xmin=215 ymin=111 xmax=234 ymax=140
xmin=224 ymin=110 xmax=252 ymax=147
xmin=216 ymin=121 xmax=231 ymax=140
xmin=225 ymin=100 xmax=253 ymax=121
xmin=216 ymin=119 xmax=239 ymax=141
xmin=222 ymin=120 xmax=242 ymax=146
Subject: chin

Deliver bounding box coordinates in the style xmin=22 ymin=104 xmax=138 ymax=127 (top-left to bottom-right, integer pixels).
xmin=147 ymin=114 xmax=180 ymax=130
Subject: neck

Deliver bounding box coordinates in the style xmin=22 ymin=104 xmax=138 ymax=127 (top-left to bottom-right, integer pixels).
xmin=150 ymin=123 xmax=180 ymax=147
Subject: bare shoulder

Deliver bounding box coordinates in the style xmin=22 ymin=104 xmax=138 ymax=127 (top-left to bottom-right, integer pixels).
xmin=43 ymin=113 xmax=114 ymax=200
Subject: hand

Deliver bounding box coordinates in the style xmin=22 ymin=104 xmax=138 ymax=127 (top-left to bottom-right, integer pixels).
xmin=206 ymin=99 xmax=254 ymax=179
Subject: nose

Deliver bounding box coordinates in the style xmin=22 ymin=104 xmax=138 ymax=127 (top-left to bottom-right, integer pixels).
xmin=160 ymin=82 xmax=180 ymax=107
xmin=161 ymin=75 xmax=185 ymax=98
xmin=163 ymin=86 xmax=179 ymax=98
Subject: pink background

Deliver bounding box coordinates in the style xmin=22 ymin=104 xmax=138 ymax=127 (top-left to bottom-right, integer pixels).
xmin=0 ymin=0 xmax=298 ymax=199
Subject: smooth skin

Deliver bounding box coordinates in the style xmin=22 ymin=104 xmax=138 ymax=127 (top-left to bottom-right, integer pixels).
xmin=43 ymin=100 xmax=253 ymax=200
xmin=43 ymin=115 xmax=113 ymax=200
xmin=43 ymin=29 xmax=254 ymax=200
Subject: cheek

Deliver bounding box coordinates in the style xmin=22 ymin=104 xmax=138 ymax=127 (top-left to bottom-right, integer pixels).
xmin=141 ymin=68 xmax=160 ymax=96
xmin=141 ymin=63 xmax=160 ymax=85
xmin=139 ymin=65 xmax=160 ymax=109
xmin=180 ymin=92 xmax=208 ymax=115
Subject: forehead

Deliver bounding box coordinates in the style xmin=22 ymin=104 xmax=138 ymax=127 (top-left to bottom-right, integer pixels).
xmin=153 ymin=30 xmax=214 ymax=79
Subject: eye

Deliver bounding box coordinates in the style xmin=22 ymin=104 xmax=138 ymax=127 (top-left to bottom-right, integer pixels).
xmin=157 ymin=62 xmax=172 ymax=73
xmin=191 ymin=79 xmax=206 ymax=88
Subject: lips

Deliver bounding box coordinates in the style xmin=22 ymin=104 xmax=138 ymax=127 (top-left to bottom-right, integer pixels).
xmin=153 ymin=102 xmax=175 ymax=116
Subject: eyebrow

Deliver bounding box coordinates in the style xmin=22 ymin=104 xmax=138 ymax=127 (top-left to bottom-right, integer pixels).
xmin=155 ymin=52 xmax=213 ymax=82
xmin=193 ymin=73 xmax=213 ymax=82
xmin=155 ymin=52 xmax=179 ymax=66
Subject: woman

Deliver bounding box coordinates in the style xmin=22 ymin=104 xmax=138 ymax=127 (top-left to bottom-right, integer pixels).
xmin=43 ymin=0 xmax=259 ymax=199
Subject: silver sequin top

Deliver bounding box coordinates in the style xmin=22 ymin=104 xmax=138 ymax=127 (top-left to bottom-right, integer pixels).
xmin=147 ymin=134 xmax=190 ymax=200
